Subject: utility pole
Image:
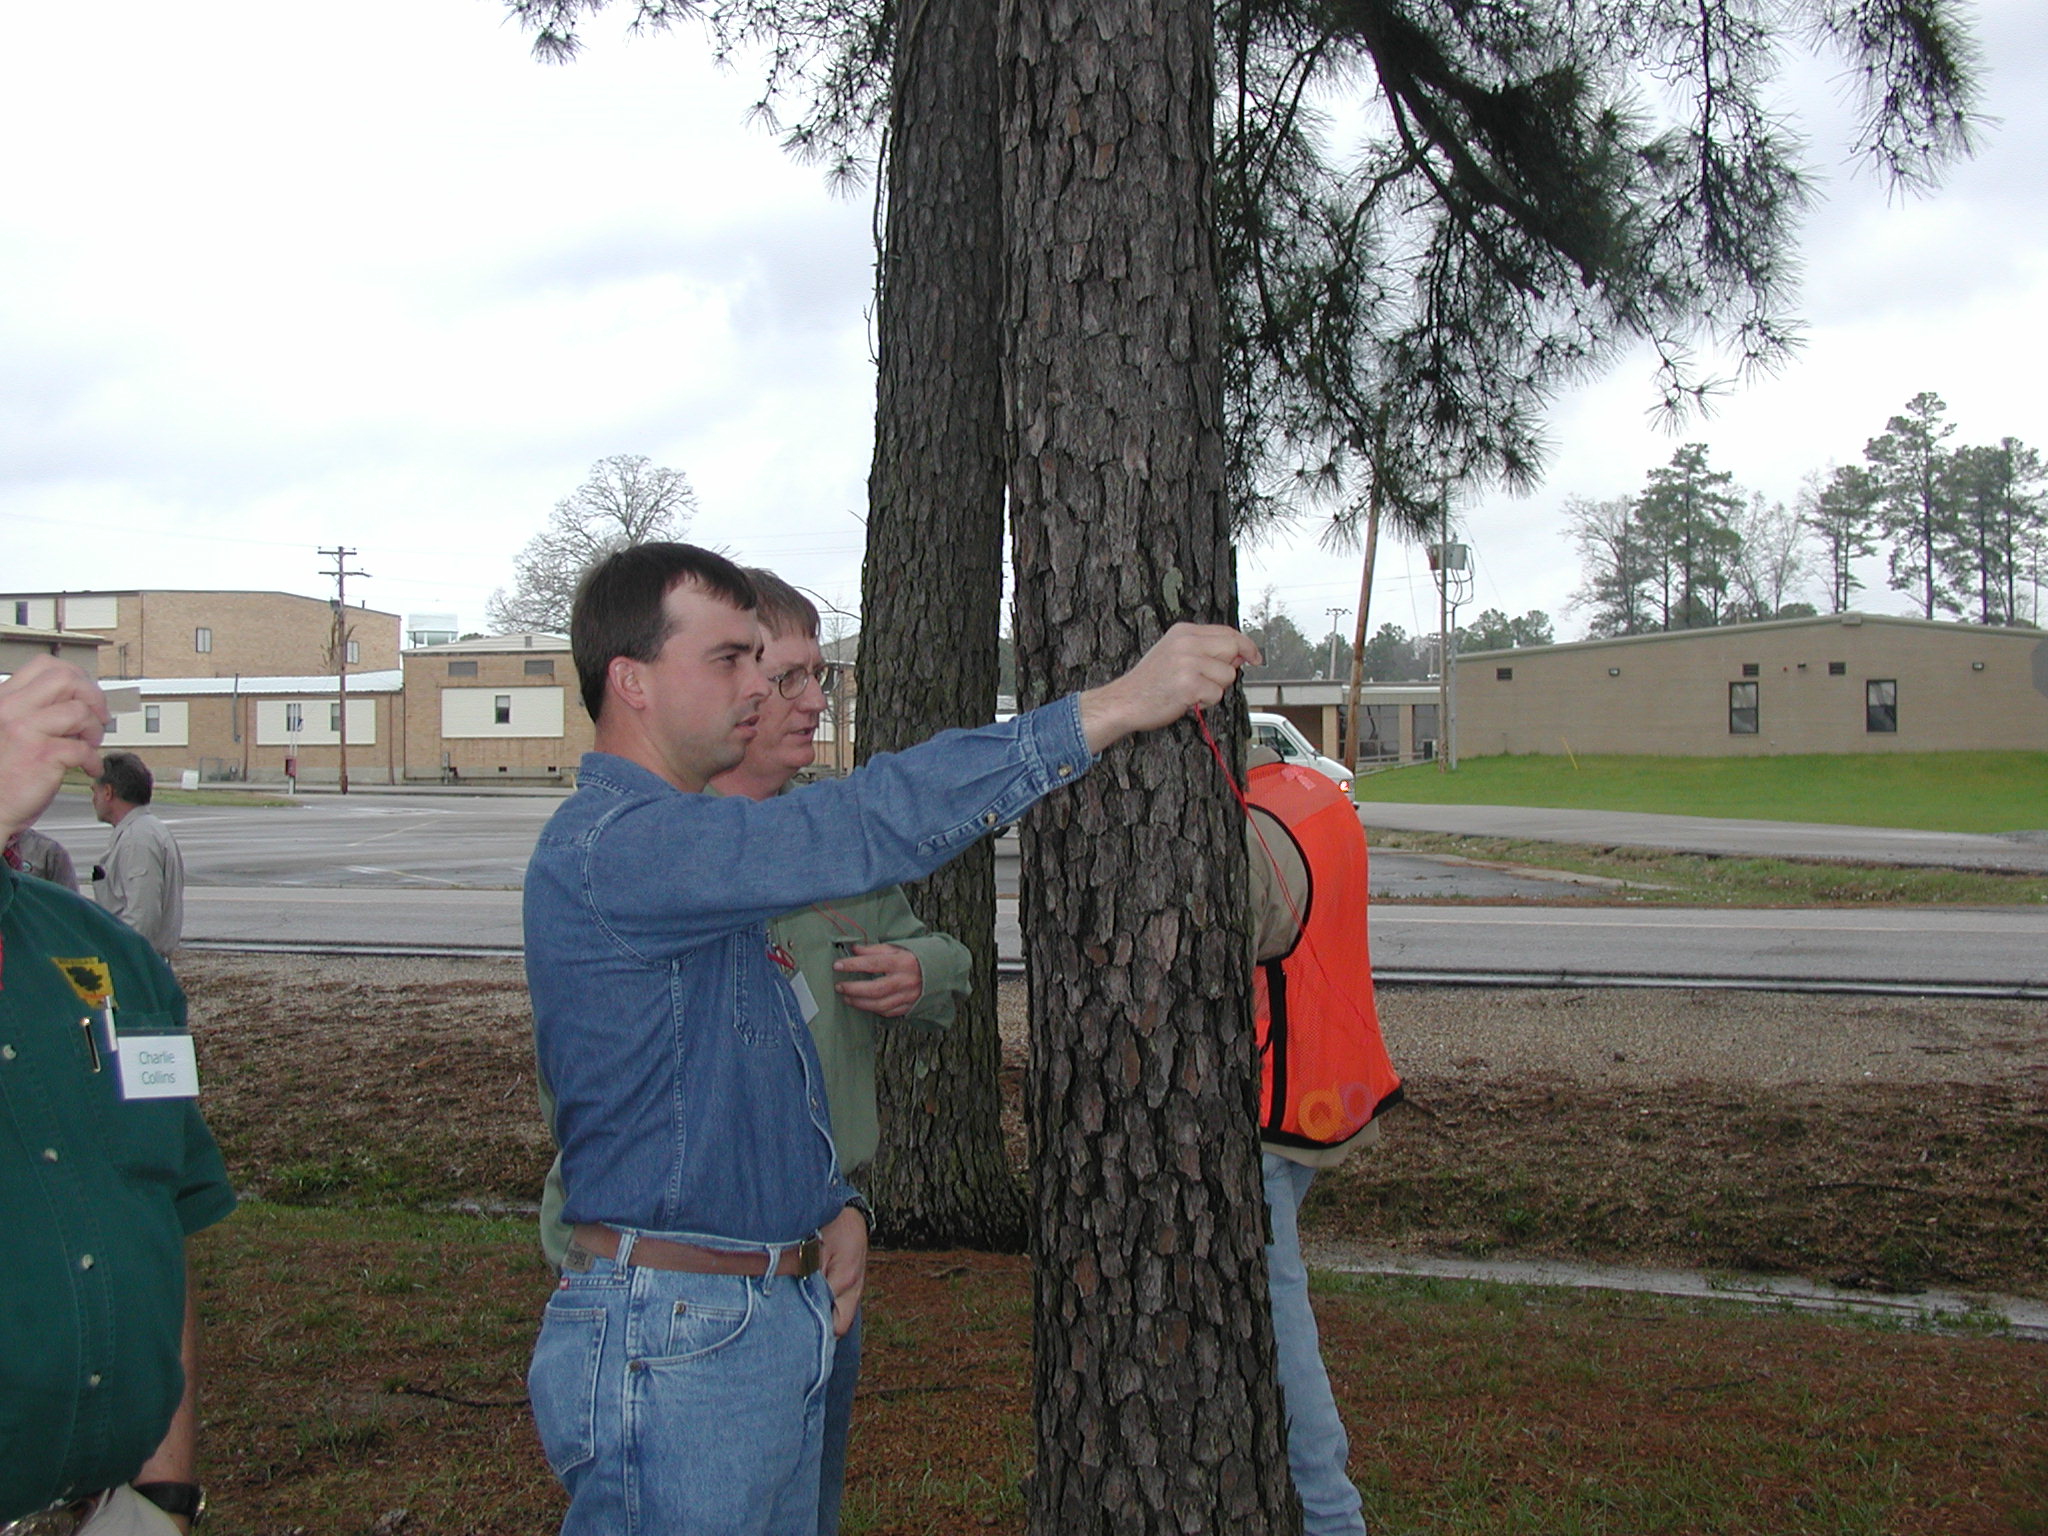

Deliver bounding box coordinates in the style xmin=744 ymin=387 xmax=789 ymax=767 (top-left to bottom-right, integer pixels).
xmin=1324 ymin=606 xmax=1349 ymax=681
xmin=317 ymin=546 xmax=370 ymax=794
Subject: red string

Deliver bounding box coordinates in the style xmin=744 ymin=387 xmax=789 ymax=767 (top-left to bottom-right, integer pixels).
xmin=809 ymin=902 xmax=872 ymax=943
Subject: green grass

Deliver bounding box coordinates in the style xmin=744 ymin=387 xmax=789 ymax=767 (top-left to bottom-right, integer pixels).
xmin=189 ymin=1207 xmax=2048 ymax=1536
xmin=1365 ymin=828 xmax=2048 ymax=905
xmin=1356 ymin=750 xmax=2048 ymax=834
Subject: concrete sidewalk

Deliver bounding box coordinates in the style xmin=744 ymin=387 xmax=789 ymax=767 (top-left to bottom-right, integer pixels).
xmin=1303 ymin=1240 xmax=2048 ymax=1341
xmin=1355 ymin=802 xmax=2048 ymax=873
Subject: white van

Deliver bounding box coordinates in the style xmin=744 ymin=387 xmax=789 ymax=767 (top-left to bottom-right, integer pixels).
xmin=1249 ymin=712 xmax=1353 ymax=797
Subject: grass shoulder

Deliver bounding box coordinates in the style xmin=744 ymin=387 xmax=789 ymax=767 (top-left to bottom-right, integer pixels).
xmin=1356 ymin=750 xmax=2048 ymax=835
xmin=1364 ymin=827 xmax=2048 ymax=906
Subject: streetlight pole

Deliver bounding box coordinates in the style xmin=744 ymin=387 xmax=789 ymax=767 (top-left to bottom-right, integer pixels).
xmin=1427 ymin=498 xmax=1472 ymax=772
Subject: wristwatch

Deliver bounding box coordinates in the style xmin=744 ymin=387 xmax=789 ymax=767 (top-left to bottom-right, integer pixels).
xmin=132 ymin=1484 xmax=205 ymax=1527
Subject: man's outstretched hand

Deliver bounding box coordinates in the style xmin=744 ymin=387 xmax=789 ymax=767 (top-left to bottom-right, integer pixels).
xmin=1077 ymin=622 xmax=1262 ymax=753
xmin=0 ymin=657 xmax=109 ymax=840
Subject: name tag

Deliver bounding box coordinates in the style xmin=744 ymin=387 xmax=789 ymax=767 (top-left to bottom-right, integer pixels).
xmin=788 ymin=970 xmax=821 ymax=1025
xmin=117 ymin=1035 xmax=201 ymax=1100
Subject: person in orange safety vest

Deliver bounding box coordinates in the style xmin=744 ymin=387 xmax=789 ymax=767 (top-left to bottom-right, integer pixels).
xmin=1245 ymin=750 xmax=1401 ymax=1536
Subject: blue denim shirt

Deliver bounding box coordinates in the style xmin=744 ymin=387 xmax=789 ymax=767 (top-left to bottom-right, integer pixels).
xmin=524 ymin=697 xmax=1094 ymax=1246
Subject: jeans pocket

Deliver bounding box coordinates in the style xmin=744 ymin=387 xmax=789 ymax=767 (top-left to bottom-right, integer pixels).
xmin=528 ymin=1304 xmax=607 ymax=1476
xmin=657 ymin=1292 xmax=751 ymax=1362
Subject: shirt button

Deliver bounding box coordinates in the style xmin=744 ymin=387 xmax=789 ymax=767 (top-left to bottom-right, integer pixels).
xmin=1058 ymin=764 xmax=1073 ymax=777
xmin=1 ymin=1045 xmax=15 ymax=1060
xmin=79 ymin=1254 xmax=95 ymax=1270
xmin=42 ymin=1148 xmax=58 ymax=1163
xmin=87 ymin=1374 xmax=102 ymax=1388
xmin=982 ymin=812 xmax=997 ymax=826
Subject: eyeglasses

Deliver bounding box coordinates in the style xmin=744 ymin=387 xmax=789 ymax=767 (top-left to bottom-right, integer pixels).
xmin=768 ymin=663 xmax=840 ymax=699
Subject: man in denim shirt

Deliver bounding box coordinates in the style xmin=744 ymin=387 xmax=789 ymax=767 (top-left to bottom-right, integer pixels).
xmin=524 ymin=543 xmax=1256 ymax=1535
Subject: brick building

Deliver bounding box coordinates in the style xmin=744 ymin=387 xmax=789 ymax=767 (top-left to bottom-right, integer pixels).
xmin=401 ymin=634 xmax=590 ymax=783
xmin=0 ymin=589 xmax=401 ymax=679
xmin=0 ymin=622 xmax=107 ymax=676
xmin=1454 ymin=613 xmax=2048 ymax=757
xmin=98 ymin=671 xmax=406 ymax=786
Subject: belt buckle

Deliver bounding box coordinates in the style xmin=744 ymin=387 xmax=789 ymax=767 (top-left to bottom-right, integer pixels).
xmin=795 ymin=1236 xmax=822 ymax=1277
xmin=2 ymin=1499 xmax=92 ymax=1536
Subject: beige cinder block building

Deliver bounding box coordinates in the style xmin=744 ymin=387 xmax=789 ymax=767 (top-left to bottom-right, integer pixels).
xmin=0 ymin=623 xmax=107 ymax=676
xmin=0 ymin=589 xmax=401 ymax=679
xmin=98 ymin=671 xmax=406 ymax=786
xmin=1454 ymin=613 xmax=2048 ymax=757
xmin=402 ymin=634 xmax=592 ymax=783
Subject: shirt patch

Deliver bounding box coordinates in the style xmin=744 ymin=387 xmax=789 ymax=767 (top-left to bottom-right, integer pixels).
xmin=52 ymin=956 xmax=115 ymax=1007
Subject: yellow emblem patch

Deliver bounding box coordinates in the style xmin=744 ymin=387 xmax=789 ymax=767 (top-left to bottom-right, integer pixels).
xmin=52 ymin=957 xmax=115 ymax=1007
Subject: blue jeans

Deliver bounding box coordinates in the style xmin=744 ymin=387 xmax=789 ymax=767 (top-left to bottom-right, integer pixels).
xmin=816 ymin=1309 xmax=861 ymax=1535
xmin=528 ymin=1235 xmax=837 ymax=1535
xmin=1264 ymin=1153 xmax=1369 ymax=1536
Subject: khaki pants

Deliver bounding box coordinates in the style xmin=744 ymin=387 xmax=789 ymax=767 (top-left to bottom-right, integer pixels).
xmin=79 ymin=1490 xmax=180 ymax=1536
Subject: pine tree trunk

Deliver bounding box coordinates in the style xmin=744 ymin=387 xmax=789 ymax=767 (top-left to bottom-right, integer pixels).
xmin=858 ymin=0 xmax=1023 ymax=1249
xmin=1000 ymin=0 xmax=1299 ymax=1527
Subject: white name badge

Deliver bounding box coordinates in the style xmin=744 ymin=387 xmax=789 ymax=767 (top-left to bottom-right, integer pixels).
xmin=788 ymin=970 xmax=821 ymax=1024
xmin=116 ymin=1035 xmax=201 ymax=1100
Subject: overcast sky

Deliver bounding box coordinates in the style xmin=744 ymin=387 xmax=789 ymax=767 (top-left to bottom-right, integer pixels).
xmin=2 ymin=1 xmax=2041 ymax=650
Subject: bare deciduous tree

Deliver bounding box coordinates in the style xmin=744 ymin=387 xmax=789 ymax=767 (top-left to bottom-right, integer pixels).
xmin=488 ymin=454 xmax=697 ymax=634
xmin=1730 ymin=491 xmax=1817 ymax=620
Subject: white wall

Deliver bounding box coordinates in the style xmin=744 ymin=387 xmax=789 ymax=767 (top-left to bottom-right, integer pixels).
xmin=102 ymin=699 xmax=190 ymax=747
xmin=255 ymin=696 xmax=378 ymax=746
xmin=440 ymin=686 xmax=565 ymax=739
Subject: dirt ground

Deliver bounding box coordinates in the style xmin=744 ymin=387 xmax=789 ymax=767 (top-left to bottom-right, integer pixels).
xmin=180 ymin=952 xmax=2048 ymax=1298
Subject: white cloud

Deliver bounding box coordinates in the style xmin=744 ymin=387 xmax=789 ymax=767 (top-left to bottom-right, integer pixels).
xmin=2 ymin=0 xmax=2041 ymax=646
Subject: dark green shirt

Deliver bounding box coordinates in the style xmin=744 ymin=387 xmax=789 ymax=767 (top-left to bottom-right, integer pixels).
xmin=0 ymin=868 xmax=235 ymax=1521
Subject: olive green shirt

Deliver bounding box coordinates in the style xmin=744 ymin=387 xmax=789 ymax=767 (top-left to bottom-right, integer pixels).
xmin=0 ymin=868 xmax=235 ymax=1521
xmin=537 ymin=885 xmax=971 ymax=1267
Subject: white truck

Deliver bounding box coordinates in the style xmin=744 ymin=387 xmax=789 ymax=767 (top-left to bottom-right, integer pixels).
xmin=1249 ymin=712 xmax=1354 ymax=797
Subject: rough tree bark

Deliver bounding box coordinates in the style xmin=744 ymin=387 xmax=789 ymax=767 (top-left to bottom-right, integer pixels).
xmin=856 ymin=0 xmax=1024 ymax=1247
xmin=1001 ymin=0 xmax=1299 ymax=1528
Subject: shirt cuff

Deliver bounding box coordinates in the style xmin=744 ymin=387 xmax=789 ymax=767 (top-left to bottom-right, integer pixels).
xmin=1028 ymin=694 xmax=1095 ymax=787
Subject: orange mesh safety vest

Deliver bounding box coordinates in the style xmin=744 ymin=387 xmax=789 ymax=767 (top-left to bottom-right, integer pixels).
xmin=1249 ymin=760 xmax=1402 ymax=1149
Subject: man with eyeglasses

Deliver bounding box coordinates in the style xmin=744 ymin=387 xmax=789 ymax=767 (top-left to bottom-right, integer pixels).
xmin=523 ymin=542 xmax=1257 ymax=1536
xmin=534 ymin=569 xmax=970 ymax=1534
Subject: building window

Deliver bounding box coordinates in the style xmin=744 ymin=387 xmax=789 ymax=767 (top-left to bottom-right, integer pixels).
xmin=1866 ymin=679 xmax=1898 ymax=734
xmin=1740 ymin=662 xmax=1760 ymax=677
xmin=1728 ymin=681 xmax=1759 ymax=735
xmin=1495 ymin=667 xmax=1513 ymax=681
xmin=194 ymin=626 xmax=212 ymax=654
xmin=524 ymin=658 xmax=556 ymax=677
xmin=330 ymin=703 xmax=344 ymax=733
xmin=1828 ymin=661 xmax=1846 ymax=676
xmin=144 ymin=705 xmax=161 ymax=735
xmin=12 ymin=601 xmax=26 ymax=625
xmin=494 ymin=694 xmax=513 ymax=725
xmin=285 ymin=702 xmax=303 ymax=732
xmin=448 ymin=660 xmax=478 ymax=678
xmin=346 ymin=639 xmax=360 ymax=665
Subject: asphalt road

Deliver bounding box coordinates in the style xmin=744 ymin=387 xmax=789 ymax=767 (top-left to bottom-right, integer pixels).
xmin=32 ymin=790 xmax=2048 ymax=989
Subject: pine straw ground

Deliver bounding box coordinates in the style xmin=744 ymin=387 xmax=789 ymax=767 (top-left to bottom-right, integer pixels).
xmin=177 ymin=953 xmax=2048 ymax=1535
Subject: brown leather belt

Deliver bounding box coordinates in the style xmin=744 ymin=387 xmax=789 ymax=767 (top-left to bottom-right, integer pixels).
xmin=568 ymin=1223 xmax=821 ymax=1278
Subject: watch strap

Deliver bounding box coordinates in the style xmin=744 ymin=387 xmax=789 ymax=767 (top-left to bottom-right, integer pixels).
xmin=132 ymin=1483 xmax=205 ymax=1525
